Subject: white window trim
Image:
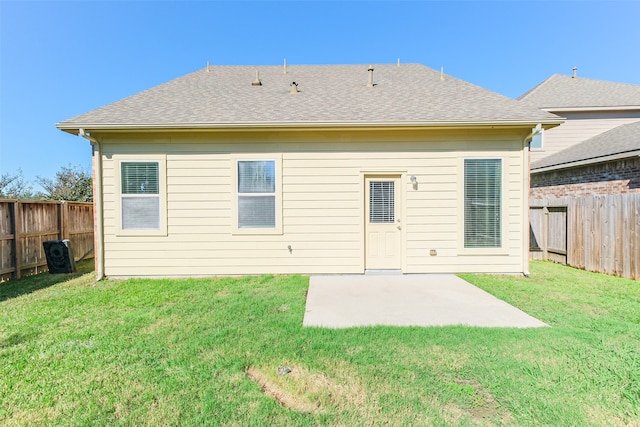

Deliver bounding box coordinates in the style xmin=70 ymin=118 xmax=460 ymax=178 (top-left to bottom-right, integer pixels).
xmin=231 ymin=154 xmax=283 ymax=235
xmin=115 ymin=155 xmax=167 ymax=237
xmin=457 ymin=156 xmax=508 ymax=255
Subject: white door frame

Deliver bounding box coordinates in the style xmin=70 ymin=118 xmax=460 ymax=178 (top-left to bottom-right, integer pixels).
xmin=364 ymin=174 xmax=404 ymax=271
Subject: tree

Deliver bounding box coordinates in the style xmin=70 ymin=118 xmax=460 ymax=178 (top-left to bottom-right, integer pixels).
xmin=37 ymin=164 xmax=93 ymax=202
xmin=0 ymin=169 xmax=36 ymax=199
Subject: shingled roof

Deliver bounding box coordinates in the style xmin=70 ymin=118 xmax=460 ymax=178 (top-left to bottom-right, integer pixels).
xmin=519 ymin=74 xmax=640 ymax=110
xmin=58 ymin=63 xmax=561 ymax=132
xmin=531 ymin=121 xmax=640 ymax=172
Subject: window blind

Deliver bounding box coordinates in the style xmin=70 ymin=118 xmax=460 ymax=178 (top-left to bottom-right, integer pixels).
xmin=369 ymin=181 xmax=395 ymax=223
xmin=122 ymin=197 xmax=160 ymax=229
xmin=238 ymin=196 xmax=276 ymax=228
xmin=121 ymin=162 xmax=159 ymax=194
xmin=238 ymin=161 xmax=275 ymax=193
xmin=464 ymin=159 xmax=501 ymax=248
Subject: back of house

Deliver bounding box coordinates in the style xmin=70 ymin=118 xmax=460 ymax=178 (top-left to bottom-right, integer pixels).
xmin=58 ymin=63 xmax=561 ymax=278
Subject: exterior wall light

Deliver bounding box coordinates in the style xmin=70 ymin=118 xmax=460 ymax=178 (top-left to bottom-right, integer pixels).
xmin=410 ymin=175 xmax=418 ymax=189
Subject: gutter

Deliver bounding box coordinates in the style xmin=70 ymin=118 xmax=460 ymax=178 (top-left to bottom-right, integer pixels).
xmin=521 ymin=124 xmax=542 ymax=277
xmin=523 ymin=123 xmax=542 ymax=144
xmin=56 ymin=119 xmax=565 ymax=134
xmin=79 ymin=128 xmax=105 ymax=281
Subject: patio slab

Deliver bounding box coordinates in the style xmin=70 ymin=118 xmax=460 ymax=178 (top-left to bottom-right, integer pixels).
xmin=303 ymin=274 xmax=548 ymax=328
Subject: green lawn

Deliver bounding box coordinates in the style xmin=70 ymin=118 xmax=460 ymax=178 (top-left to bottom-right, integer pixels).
xmin=1 ymin=261 xmax=639 ymax=426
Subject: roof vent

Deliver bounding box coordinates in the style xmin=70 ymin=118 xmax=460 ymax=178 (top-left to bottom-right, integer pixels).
xmin=289 ymin=81 xmax=299 ymax=94
xmin=367 ymin=65 xmax=374 ymax=88
xmin=251 ymin=70 xmax=262 ymax=86
xmin=572 ymin=66 xmax=577 ymax=79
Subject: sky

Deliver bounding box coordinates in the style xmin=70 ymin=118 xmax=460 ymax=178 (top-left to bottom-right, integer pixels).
xmin=1 ymin=0 xmax=639 ymax=190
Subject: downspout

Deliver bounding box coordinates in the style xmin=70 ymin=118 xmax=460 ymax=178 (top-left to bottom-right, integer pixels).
xmin=79 ymin=128 xmax=105 ymax=281
xmin=521 ymin=124 xmax=542 ymax=277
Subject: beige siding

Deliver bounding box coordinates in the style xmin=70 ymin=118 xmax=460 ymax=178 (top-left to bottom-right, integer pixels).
xmin=98 ymin=128 xmax=529 ymax=277
xmin=531 ymin=111 xmax=640 ymax=163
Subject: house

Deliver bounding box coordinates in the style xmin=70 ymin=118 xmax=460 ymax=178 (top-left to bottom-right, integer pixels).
xmin=530 ymin=121 xmax=640 ymax=198
xmin=518 ymin=73 xmax=640 ymax=198
xmin=57 ymin=63 xmax=561 ymax=279
xmin=519 ymin=72 xmax=640 ymax=164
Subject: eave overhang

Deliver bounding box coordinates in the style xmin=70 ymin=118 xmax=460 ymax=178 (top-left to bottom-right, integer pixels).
xmin=57 ymin=118 xmax=565 ymax=136
xmin=541 ymin=105 xmax=640 ymax=113
xmin=531 ymin=150 xmax=640 ymax=174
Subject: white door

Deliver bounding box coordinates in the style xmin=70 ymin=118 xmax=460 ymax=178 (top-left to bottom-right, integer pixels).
xmin=365 ymin=176 xmax=401 ymax=270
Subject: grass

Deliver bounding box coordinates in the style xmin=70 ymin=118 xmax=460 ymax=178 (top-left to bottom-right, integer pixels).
xmin=1 ymin=261 xmax=639 ymax=426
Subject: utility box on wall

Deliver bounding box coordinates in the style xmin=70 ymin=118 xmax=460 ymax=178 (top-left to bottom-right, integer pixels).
xmin=43 ymin=239 xmax=76 ymax=274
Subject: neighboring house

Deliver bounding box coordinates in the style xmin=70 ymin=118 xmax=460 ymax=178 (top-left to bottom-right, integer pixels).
xmin=57 ymin=63 xmax=561 ymax=279
xmin=530 ymin=121 xmax=640 ymax=198
xmin=519 ymin=73 xmax=640 ymax=199
xmin=518 ymin=73 xmax=640 ymax=164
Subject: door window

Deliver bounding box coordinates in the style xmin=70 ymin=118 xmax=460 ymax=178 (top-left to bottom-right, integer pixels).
xmin=369 ymin=181 xmax=395 ymax=223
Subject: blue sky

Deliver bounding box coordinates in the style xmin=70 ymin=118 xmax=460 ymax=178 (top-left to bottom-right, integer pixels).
xmin=1 ymin=0 xmax=639 ymax=189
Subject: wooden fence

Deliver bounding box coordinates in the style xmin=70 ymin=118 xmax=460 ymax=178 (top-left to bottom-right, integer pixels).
xmin=0 ymin=199 xmax=94 ymax=280
xmin=530 ymin=193 xmax=640 ymax=280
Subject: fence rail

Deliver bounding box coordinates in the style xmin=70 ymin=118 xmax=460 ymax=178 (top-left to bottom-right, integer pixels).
xmin=0 ymin=199 xmax=94 ymax=281
xmin=530 ymin=193 xmax=640 ymax=280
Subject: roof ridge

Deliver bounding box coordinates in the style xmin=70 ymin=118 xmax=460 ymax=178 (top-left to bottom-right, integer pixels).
xmin=517 ymin=74 xmax=561 ymax=101
xmin=201 ymin=63 xmax=425 ymax=68
xmin=519 ymin=73 xmax=640 ymax=109
xmin=559 ymin=74 xmax=640 ymax=87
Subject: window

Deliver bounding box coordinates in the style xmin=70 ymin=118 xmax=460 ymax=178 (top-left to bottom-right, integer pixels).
xmin=369 ymin=181 xmax=395 ymax=223
xmin=121 ymin=162 xmax=160 ymax=229
xmin=237 ymin=160 xmax=276 ymax=229
xmin=530 ymin=128 xmax=543 ymax=150
xmin=117 ymin=156 xmax=166 ymax=236
xmin=464 ymin=159 xmax=502 ymax=248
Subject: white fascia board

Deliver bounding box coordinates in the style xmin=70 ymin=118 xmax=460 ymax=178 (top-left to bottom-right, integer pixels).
xmin=542 ymin=106 xmax=640 ymax=113
xmin=57 ymin=119 xmax=565 ymax=134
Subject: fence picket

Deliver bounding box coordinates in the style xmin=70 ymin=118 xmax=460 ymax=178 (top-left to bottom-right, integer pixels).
xmin=530 ymin=193 xmax=640 ymax=281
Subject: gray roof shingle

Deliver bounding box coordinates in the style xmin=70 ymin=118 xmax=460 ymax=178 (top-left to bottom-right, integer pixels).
xmin=519 ymin=74 xmax=640 ymax=109
xmin=58 ymin=64 xmax=560 ymax=131
xmin=531 ymin=120 xmax=640 ymax=171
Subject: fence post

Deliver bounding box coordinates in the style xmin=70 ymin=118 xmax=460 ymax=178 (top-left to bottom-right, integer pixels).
xmin=13 ymin=201 xmax=22 ymax=279
xmin=542 ymin=206 xmax=549 ymax=261
xmin=60 ymin=201 xmax=70 ymax=241
xmin=58 ymin=202 xmax=63 ymax=241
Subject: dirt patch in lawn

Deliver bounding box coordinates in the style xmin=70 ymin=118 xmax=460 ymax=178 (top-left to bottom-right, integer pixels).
xmin=246 ymin=362 xmax=377 ymax=417
xmin=445 ymin=377 xmax=513 ymax=426
xmin=246 ymin=366 xmax=322 ymax=414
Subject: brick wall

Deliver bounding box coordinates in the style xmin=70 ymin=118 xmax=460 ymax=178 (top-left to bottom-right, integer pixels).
xmin=530 ymin=157 xmax=640 ymax=199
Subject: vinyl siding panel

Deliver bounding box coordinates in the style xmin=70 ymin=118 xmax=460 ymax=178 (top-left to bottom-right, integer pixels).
xmin=98 ymin=129 xmax=528 ymax=277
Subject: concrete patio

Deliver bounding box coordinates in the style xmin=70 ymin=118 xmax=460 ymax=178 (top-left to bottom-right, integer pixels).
xmin=303 ymin=274 xmax=548 ymax=328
